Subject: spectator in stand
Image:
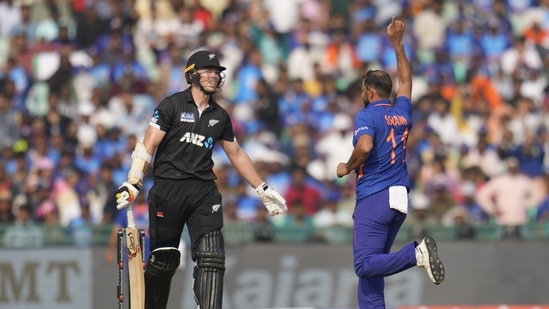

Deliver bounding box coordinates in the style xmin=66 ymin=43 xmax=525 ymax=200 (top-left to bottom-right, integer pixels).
xmin=51 ymin=24 xmax=77 ymax=47
xmin=412 ymin=0 xmax=447 ymax=54
xmin=419 ymin=156 xmax=460 ymax=200
xmin=189 ymin=0 xmax=214 ymax=31
xmin=222 ymin=195 xmax=244 ymax=224
xmin=232 ymin=48 xmax=264 ymax=105
xmin=507 ymin=96 xmax=541 ymax=145
xmin=277 ymin=199 xmax=314 ymax=229
xmin=3 ymin=202 xmax=44 ymax=248
xmin=456 ymin=180 xmax=490 ymax=225
xmin=45 ymin=92 xmax=73 ymax=137
xmin=0 ymin=0 xmax=22 ymax=39
xmin=429 ymin=179 xmax=458 ymax=223
xmin=492 ymin=65 xmax=516 ymax=102
xmin=324 ymin=29 xmax=361 ymax=81
xmin=75 ymin=5 xmax=107 ymax=49
xmin=86 ymin=161 xmax=118 ymax=224
xmin=278 ymin=79 xmax=314 ymax=128
xmin=460 ymin=130 xmax=505 ymax=179
xmin=111 ymin=50 xmax=150 ymax=93
xmin=47 ymin=52 xmax=74 ymax=96
xmin=0 ymin=92 xmax=20 ymax=150
xmin=285 ymin=165 xmax=323 ymax=216
xmin=253 ymin=205 xmax=276 ymax=242
xmin=419 ymin=48 xmax=456 ymax=89
xmin=535 ymin=173 xmax=549 ymax=221
xmin=0 ymin=189 xmax=15 ymax=223
xmin=476 ymin=157 xmax=544 ymax=238
xmin=257 ymin=24 xmax=284 ymax=76
xmin=523 ymin=19 xmax=549 ymax=54
xmin=445 ymin=17 xmax=476 ymax=64
xmin=10 ymin=4 xmax=36 ymax=44
xmin=427 ymin=96 xmax=460 ymax=146
xmin=97 ymin=31 xmax=129 ymax=68
xmin=234 ymin=181 xmax=261 ymax=223
xmin=315 ymin=112 xmax=354 ymax=181
xmin=500 ymin=36 xmax=543 ymax=77
xmin=313 ymin=193 xmax=353 ymax=228
xmin=6 ymin=151 xmax=29 ymax=196
xmin=520 ymin=69 xmax=547 ymax=107
xmin=34 ymin=4 xmax=62 ymax=44
xmin=509 ymin=130 xmax=545 ymax=179
xmin=262 ymin=0 xmax=302 ymax=58
xmin=286 ymin=33 xmax=323 ymax=82
xmin=158 ymin=44 xmax=186 ymax=97
xmin=254 ymin=78 xmax=282 ymax=137
xmin=479 ymin=18 xmax=512 ymax=64
xmin=441 ymin=205 xmax=475 ymax=239
xmin=406 ymin=190 xmax=438 ymax=240
xmin=50 ymin=167 xmax=82 ymax=227
xmin=1 ymin=57 xmax=30 ymax=112
xmin=486 ymin=0 xmax=513 ymax=35
xmin=172 ymin=5 xmax=203 ymax=48
xmin=107 ymin=87 xmax=154 ymax=139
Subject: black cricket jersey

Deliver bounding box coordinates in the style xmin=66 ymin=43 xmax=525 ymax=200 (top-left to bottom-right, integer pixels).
xmin=148 ymin=88 xmax=235 ymax=181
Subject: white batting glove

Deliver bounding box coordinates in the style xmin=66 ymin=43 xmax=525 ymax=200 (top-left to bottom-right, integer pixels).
xmin=115 ymin=182 xmax=141 ymax=210
xmin=255 ymin=183 xmax=287 ymax=216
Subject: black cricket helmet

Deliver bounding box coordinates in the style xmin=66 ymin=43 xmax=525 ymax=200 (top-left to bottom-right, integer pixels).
xmin=184 ymin=50 xmax=226 ymax=85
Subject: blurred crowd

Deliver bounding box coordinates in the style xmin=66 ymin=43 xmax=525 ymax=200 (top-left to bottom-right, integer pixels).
xmin=2 ymin=0 xmax=549 ymax=247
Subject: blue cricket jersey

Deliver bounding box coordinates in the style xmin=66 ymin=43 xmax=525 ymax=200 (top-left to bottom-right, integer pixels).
xmin=353 ymin=97 xmax=412 ymax=202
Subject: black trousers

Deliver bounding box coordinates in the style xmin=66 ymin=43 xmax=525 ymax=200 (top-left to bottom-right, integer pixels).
xmin=147 ymin=178 xmax=223 ymax=260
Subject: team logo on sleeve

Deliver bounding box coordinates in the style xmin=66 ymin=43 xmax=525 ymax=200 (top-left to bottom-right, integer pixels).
xmin=149 ymin=110 xmax=161 ymax=128
xmin=151 ymin=110 xmax=159 ymax=123
xmin=180 ymin=112 xmax=195 ymax=123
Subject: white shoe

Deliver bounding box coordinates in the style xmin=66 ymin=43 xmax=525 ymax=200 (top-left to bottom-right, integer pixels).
xmin=416 ymin=236 xmax=445 ymax=285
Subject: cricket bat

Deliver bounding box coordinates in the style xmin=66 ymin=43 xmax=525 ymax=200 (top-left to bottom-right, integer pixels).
xmin=126 ymin=205 xmax=145 ymax=309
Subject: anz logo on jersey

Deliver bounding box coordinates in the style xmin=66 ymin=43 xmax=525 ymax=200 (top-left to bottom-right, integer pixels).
xmin=179 ymin=132 xmax=214 ymax=149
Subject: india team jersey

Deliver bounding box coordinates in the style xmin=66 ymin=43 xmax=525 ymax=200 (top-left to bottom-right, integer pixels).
xmin=352 ymin=97 xmax=412 ymax=201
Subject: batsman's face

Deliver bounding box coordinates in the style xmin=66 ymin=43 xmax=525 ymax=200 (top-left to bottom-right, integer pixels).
xmin=198 ymin=68 xmax=222 ymax=90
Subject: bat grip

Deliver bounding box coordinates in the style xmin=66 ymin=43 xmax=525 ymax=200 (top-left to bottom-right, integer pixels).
xmin=127 ymin=206 xmax=135 ymax=228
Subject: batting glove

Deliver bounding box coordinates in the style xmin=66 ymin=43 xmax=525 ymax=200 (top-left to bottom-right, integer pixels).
xmin=115 ymin=182 xmax=141 ymax=210
xmin=255 ymin=183 xmax=287 ymax=216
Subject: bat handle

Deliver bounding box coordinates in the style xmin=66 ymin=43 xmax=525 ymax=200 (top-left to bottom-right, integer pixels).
xmin=127 ymin=205 xmax=135 ymax=228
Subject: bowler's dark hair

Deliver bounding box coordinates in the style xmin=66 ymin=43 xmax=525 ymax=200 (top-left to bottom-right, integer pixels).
xmin=363 ymin=70 xmax=392 ymax=98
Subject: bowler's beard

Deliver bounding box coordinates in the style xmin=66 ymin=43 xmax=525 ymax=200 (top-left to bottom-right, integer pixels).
xmin=362 ymin=96 xmax=370 ymax=108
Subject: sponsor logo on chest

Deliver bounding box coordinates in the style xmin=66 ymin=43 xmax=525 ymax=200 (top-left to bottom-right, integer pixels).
xmin=179 ymin=132 xmax=214 ymax=149
xmin=180 ymin=112 xmax=195 ymax=123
